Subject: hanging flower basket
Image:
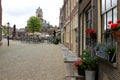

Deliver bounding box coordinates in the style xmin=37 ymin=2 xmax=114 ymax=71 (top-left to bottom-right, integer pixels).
xmin=112 ymin=31 xmax=120 ymax=42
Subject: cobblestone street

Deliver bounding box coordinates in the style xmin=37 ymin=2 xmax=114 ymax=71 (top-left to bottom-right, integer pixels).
xmin=0 ymin=40 xmax=67 ymax=80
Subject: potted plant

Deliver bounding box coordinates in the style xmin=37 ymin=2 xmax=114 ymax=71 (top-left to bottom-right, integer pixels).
xmin=80 ymin=49 xmax=98 ymax=80
xmin=104 ymin=45 xmax=116 ymax=63
xmin=85 ymin=28 xmax=97 ymax=40
xmin=107 ymin=20 xmax=120 ymax=42
xmin=95 ymin=43 xmax=109 ymax=60
xmin=73 ymin=58 xmax=85 ymax=76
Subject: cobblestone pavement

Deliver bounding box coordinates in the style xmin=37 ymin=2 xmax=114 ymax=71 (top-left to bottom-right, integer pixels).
xmin=0 ymin=39 xmax=67 ymax=80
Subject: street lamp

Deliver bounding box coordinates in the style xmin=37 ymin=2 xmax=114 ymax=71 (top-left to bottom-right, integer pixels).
xmin=7 ymin=22 xmax=10 ymax=46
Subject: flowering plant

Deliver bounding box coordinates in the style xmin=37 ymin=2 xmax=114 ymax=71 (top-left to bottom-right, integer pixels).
xmin=80 ymin=49 xmax=98 ymax=71
xmin=107 ymin=19 xmax=120 ymax=32
xmin=73 ymin=58 xmax=82 ymax=68
xmin=85 ymin=28 xmax=97 ymax=39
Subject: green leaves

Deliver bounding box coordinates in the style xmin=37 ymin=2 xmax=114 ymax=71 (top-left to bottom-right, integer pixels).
xmin=26 ymin=16 xmax=42 ymax=33
xmin=80 ymin=49 xmax=98 ymax=71
xmin=104 ymin=45 xmax=116 ymax=54
xmin=2 ymin=25 xmax=7 ymax=35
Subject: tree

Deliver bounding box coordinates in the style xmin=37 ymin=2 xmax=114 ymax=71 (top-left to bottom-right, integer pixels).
xmin=2 ymin=25 xmax=7 ymax=35
xmin=26 ymin=16 xmax=42 ymax=34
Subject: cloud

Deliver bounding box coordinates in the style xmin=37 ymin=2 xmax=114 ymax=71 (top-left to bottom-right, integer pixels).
xmin=2 ymin=0 xmax=63 ymax=28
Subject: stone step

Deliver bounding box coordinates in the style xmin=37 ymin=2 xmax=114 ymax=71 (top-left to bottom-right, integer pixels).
xmin=64 ymin=75 xmax=85 ymax=80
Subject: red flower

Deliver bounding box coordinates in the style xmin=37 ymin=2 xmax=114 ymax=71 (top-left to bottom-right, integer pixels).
xmin=90 ymin=29 xmax=95 ymax=33
xmin=108 ymin=21 xmax=112 ymax=24
xmin=73 ymin=58 xmax=82 ymax=67
xmin=85 ymin=28 xmax=91 ymax=35
xmin=111 ymin=23 xmax=118 ymax=29
xmin=117 ymin=19 xmax=120 ymax=23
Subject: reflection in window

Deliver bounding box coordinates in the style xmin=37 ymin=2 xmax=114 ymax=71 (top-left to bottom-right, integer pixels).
xmin=113 ymin=8 xmax=117 ymax=23
xmin=101 ymin=0 xmax=117 ymax=44
xmin=106 ymin=0 xmax=111 ymax=10
xmin=107 ymin=11 xmax=112 ymax=23
xmin=102 ymin=0 xmax=105 ymax=12
xmin=112 ymin=0 xmax=117 ymax=6
xmin=104 ymin=14 xmax=106 ymax=30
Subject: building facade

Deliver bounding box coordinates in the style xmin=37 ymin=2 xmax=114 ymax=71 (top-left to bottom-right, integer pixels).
xmin=60 ymin=0 xmax=78 ymax=55
xmin=79 ymin=0 xmax=120 ymax=80
xmin=60 ymin=0 xmax=120 ymax=80
xmin=0 ymin=0 xmax=2 ymax=45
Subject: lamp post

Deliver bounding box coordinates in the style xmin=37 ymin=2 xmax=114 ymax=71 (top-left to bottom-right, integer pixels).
xmin=7 ymin=22 xmax=10 ymax=46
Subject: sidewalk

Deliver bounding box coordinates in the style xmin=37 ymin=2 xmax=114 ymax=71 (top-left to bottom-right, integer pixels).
xmin=61 ymin=45 xmax=85 ymax=80
xmin=0 ymin=40 xmax=67 ymax=80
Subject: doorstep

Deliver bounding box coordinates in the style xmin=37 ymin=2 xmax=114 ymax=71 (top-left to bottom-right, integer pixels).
xmin=61 ymin=47 xmax=79 ymax=63
xmin=64 ymin=76 xmax=85 ymax=80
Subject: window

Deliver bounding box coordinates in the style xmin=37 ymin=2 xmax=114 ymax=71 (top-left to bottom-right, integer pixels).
xmin=106 ymin=0 xmax=111 ymax=10
xmin=85 ymin=8 xmax=93 ymax=48
xmin=112 ymin=0 xmax=117 ymax=6
xmin=101 ymin=0 xmax=117 ymax=43
xmin=113 ymin=8 xmax=117 ymax=23
xmin=102 ymin=0 xmax=105 ymax=12
xmin=102 ymin=0 xmax=117 ymax=13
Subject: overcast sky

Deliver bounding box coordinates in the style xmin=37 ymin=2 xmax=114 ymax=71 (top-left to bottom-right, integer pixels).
xmin=2 ymin=0 xmax=63 ymax=29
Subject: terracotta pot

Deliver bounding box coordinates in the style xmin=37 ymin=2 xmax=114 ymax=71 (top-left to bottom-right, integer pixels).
xmin=112 ymin=31 xmax=120 ymax=42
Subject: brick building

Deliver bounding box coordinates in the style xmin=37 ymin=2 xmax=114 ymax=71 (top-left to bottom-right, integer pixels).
xmin=78 ymin=0 xmax=120 ymax=80
xmin=0 ymin=0 xmax=2 ymax=45
xmin=60 ymin=0 xmax=78 ymax=55
xmin=60 ymin=0 xmax=120 ymax=80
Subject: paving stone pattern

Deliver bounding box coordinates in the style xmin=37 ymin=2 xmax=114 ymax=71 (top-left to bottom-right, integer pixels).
xmin=0 ymin=40 xmax=67 ymax=80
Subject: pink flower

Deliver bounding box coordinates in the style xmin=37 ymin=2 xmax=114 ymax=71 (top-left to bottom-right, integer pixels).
xmin=73 ymin=58 xmax=82 ymax=67
xmin=107 ymin=24 xmax=111 ymax=29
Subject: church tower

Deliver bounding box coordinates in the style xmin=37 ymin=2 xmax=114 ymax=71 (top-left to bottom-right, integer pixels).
xmin=36 ymin=7 xmax=43 ymax=20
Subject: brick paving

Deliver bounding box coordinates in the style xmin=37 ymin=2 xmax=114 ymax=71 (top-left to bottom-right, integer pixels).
xmin=0 ymin=39 xmax=67 ymax=80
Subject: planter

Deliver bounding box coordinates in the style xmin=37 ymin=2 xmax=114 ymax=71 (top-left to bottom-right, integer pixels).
xmin=109 ymin=52 xmax=116 ymax=63
xmin=85 ymin=70 xmax=96 ymax=80
xmin=112 ymin=31 xmax=120 ymax=42
xmin=77 ymin=67 xmax=85 ymax=76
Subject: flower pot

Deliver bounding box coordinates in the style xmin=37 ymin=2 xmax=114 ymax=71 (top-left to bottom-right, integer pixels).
xmin=77 ymin=67 xmax=85 ymax=76
xmin=112 ymin=31 xmax=120 ymax=42
xmin=109 ymin=52 xmax=116 ymax=63
xmin=85 ymin=70 xmax=96 ymax=80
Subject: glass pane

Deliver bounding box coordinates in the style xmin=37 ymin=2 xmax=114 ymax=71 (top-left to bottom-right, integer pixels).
xmin=112 ymin=0 xmax=117 ymax=6
xmin=113 ymin=8 xmax=117 ymax=23
xmin=107 ymin=11 xmax=112 ymax=23
xmin=104 ymin=14 xmax=106 ymax=30
xmin=102 ymin=0 xmax=105 ymax=12
xmin=106 ymin=0 xmax=111 ymax=10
